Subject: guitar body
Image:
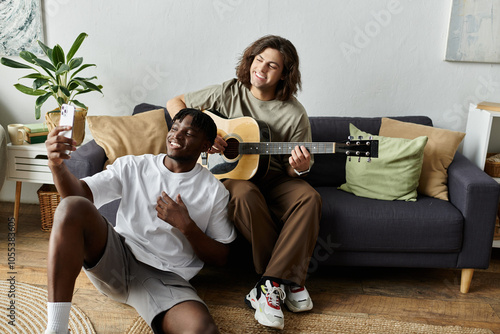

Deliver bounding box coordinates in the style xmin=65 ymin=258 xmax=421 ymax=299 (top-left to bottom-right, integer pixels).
xmin=199 ymin=111 xmax=271 ymax=180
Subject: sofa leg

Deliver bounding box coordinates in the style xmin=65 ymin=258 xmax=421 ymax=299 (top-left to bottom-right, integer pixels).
xmin=460 ymin=268 xmax=474 ymax=293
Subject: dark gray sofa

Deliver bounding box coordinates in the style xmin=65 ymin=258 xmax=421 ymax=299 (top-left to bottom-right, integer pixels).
xmin=66 ymin=103 xmax=500 ymax=293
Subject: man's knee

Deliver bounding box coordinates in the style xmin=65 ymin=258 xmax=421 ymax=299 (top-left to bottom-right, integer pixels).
xmin=52 ymin=196 xmax=97 ymax=229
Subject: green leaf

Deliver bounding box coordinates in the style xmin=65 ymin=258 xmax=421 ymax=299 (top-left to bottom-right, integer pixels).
xmin=19 ymin=51 xmax=38 ymax=64
xmin=67 ymin=33 xmax=88 ymax=61
xmin=14 ymin=83 xmax=47 ymax=96
xmin=68 ymin=57 xmax=83 ymax=70
xmin=72 ymin=79 xmax=88 ymax=89
xmin=34 ymin=58 xmax=56 ymax=72
xmin=35 ymin=105 xmax=41 ymax=120
xmin=59 ymin=86 xmax=71 ymax=97
xmin=20 ymin=73 xmax=50 ymax=80
xmin=81 ymin=80 xmax=103 ymax=94
xmin=35 ymin=92 xmax=53 ymax=119
xmin=71 ymin=99 xmax=87 ymax=110
xmin=49 ymin=84 xmax=59 ymax=93
xmin=72 ymin=76 xmax=97 ymax=81
xmin=52 ymin=45 xmax=65 ymax=67
xmin=70 ymin=63 xmax=95 ymax=79
xmin=73 ymin=88 xmax=91 ymax=96
xmin=33 ymin=78 xmax=49 ymax=90
xmin=55 ymin=64 xmax=70 ymax=76
xmin=38 ymin=40 xmax=54 ymax=63
xmin=68 ymin=81 xmax=79 ymax=91
xmin=1 ymin=57 xmax=33 ymax=69
xmin=57 ymin=97 xmax=66 ymax=106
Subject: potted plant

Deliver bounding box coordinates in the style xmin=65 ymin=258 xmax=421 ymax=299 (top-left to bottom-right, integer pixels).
xmin=0 ymin=32 xmax=103 ymax=145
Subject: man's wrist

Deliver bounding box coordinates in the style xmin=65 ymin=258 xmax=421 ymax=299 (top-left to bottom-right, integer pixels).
xmin=294 ymin=168 xmax=310 ymax=176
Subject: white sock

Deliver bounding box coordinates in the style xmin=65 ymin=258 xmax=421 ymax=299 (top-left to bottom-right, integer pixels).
xmin=47 ymin=302 xmax=71 ymax=333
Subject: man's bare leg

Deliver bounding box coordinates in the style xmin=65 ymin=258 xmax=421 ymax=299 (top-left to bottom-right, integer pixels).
xmin=154 ymin=300 xmax=219 ymax=334
xmin=45 ymin=196 xmax=108 ymax=333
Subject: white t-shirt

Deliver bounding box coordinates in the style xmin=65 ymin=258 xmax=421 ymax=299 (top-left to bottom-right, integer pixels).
xmin=82 ymin=154 xmax=236 ymax=281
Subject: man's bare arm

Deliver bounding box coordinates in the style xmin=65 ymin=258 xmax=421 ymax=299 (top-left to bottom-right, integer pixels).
xmin=45 ymin=126 xmax=93 ymax=201
xmin=166 ymin=94 xmax=187 ymax=120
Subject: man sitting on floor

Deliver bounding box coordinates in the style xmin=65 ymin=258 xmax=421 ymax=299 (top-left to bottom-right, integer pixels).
xmin=44 ymin=108 xmax=236 ymax=334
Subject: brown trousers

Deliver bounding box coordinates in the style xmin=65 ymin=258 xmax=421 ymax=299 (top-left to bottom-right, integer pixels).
xmin=223 ymin=172 xmax=321 ymax=286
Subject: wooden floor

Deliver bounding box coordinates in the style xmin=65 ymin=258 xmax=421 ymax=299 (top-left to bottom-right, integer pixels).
xmin=1 ymin=202 xmax=500 ymax=333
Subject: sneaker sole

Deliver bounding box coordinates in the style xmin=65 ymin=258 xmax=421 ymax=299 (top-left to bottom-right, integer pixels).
xmin=284 ymin=299 xmax=313 ymax=313
xmin=246 ymin=288 xmax=284 ymax=330
xmin=254 ymin=308 xmax=285 ymax=330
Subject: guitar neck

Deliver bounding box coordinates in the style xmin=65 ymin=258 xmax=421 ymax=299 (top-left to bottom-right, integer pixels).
xmin=240 ymin=142 xmax=337 ymax=155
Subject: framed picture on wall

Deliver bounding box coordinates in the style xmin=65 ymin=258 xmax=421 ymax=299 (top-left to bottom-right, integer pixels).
xmin=0 ymin=0 xmax=44 ymax=56
xmin=445 ymin=0 xmax=500 ymax=63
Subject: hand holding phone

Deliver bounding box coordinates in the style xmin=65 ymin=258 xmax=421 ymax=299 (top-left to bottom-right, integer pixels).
xmin=59 ymin=104 xmax=75 ymax=139
xmin=59 ymin=104 xmax=75 ymax=154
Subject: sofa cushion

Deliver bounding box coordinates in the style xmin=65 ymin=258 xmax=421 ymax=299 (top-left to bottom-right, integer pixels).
xmin=307 ymin=116 xmax=433 ymax=187
xmin=339 ymin=124 xmax=428 ymax=201
xmin=133 ymin=103 xmax=173 ymax=128
xmin=88 ymin=109 xmax=169 ymax=166
xmin=379 ymin=118 xmax=465 ymax=201
xmin=316 ymin=187 xmax=464 ymax=253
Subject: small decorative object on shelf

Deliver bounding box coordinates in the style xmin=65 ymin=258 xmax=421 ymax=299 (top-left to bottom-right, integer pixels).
xmin=19 ymin=123 xmax=49 ymax=144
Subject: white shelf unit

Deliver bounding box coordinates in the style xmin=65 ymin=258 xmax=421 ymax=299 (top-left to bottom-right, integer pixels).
xmin=462 ymin=104 xmax=500 ymax=248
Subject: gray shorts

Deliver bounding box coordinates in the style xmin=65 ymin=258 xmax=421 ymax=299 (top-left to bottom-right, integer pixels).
xmin=83 ymin=220 xmax=205 ymax=328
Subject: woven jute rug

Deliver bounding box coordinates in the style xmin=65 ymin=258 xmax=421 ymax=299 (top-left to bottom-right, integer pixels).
xmin=126 ymin=304 xmax=493 ymax=334
xmin=0 ymin=280 xmax=96 ymax=334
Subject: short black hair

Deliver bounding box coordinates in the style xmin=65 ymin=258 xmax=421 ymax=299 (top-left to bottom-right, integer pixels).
xmin=172 ymin=108 xmax=217 ymax=145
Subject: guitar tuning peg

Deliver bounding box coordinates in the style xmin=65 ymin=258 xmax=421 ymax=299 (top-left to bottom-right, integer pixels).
xmin=358 ymin=136 xmax=363 ymax=140
xmin=348 ymin=136 xmax=354 ymax=140
xmin=358 ymin=157 xmax=361 ymax=162
xmin=369 ymin=136 xmax=373 ymax=140
xmin=367 ymin=157 xmax=371 ymax=162
xmin=349 ymin=157 xmax=352 ymax=162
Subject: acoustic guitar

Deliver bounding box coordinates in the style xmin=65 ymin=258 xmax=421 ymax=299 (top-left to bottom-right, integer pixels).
xmin=198 ymin=110 xmax=379 ymax=180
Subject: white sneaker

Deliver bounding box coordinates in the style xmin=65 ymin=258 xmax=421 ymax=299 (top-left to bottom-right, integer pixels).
xmin=285 ymin=285 xmax=313 ymax=312
xmin=245 ymin=280 xmax=286 ymax=330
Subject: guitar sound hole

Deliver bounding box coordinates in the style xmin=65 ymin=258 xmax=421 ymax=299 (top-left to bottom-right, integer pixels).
xmin=224 ymin=138 xmax=240 ymax=160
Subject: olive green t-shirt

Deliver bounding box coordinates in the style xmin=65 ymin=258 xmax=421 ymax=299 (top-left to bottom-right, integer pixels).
xmin=184 ymin=79 xmax=313 ymax=173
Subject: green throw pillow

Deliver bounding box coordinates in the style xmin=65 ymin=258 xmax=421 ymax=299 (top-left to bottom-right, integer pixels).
xmin=339 ymin=124 xmax=428 ymax=201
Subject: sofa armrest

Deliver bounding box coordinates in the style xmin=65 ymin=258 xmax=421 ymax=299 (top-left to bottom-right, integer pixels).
xmin=65 ymin=140 xmax=107 ymax=179
xmin=448 ymin=151 xmax=500 ymax=268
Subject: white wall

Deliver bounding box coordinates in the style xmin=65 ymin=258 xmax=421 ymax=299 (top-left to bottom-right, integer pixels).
xmin=1 ymin=0 xmax=499 ymax=203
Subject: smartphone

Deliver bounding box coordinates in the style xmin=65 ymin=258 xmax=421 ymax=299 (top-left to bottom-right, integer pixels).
xmin=59 ymin=104 xmax=75 ymax=139
xmin=59 ymin=104 xmax=75 ymax=154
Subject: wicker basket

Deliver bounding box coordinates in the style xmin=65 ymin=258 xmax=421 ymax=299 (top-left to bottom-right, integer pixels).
xmin=485 ymin=153 xmax=500 ymax=177
xmin=37 ymin=184 xmax=61 ymax=231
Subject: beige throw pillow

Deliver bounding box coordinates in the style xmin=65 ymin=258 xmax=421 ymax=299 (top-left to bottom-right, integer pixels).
xmin=378 ymin=118 xmax=465 ymax=201
xmin=88 ymin=109 xmax=168 ymax=166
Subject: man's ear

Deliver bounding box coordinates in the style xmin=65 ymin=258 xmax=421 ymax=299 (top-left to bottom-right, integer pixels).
xmin=202 ymin=140 xmax=212 ymax=153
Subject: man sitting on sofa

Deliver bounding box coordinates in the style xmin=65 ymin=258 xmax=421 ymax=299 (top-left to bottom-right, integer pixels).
xmin=167 ymin=35 xmax=322 ymax=330
xmin=44 ymin=108 xmax=236 ymax=334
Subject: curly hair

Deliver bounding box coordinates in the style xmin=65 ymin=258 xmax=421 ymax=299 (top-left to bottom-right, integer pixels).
xmin=172 ymin=108 xmax=217 ymax=145
xmin=236 ymin=35 xmax=302 ymax=101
